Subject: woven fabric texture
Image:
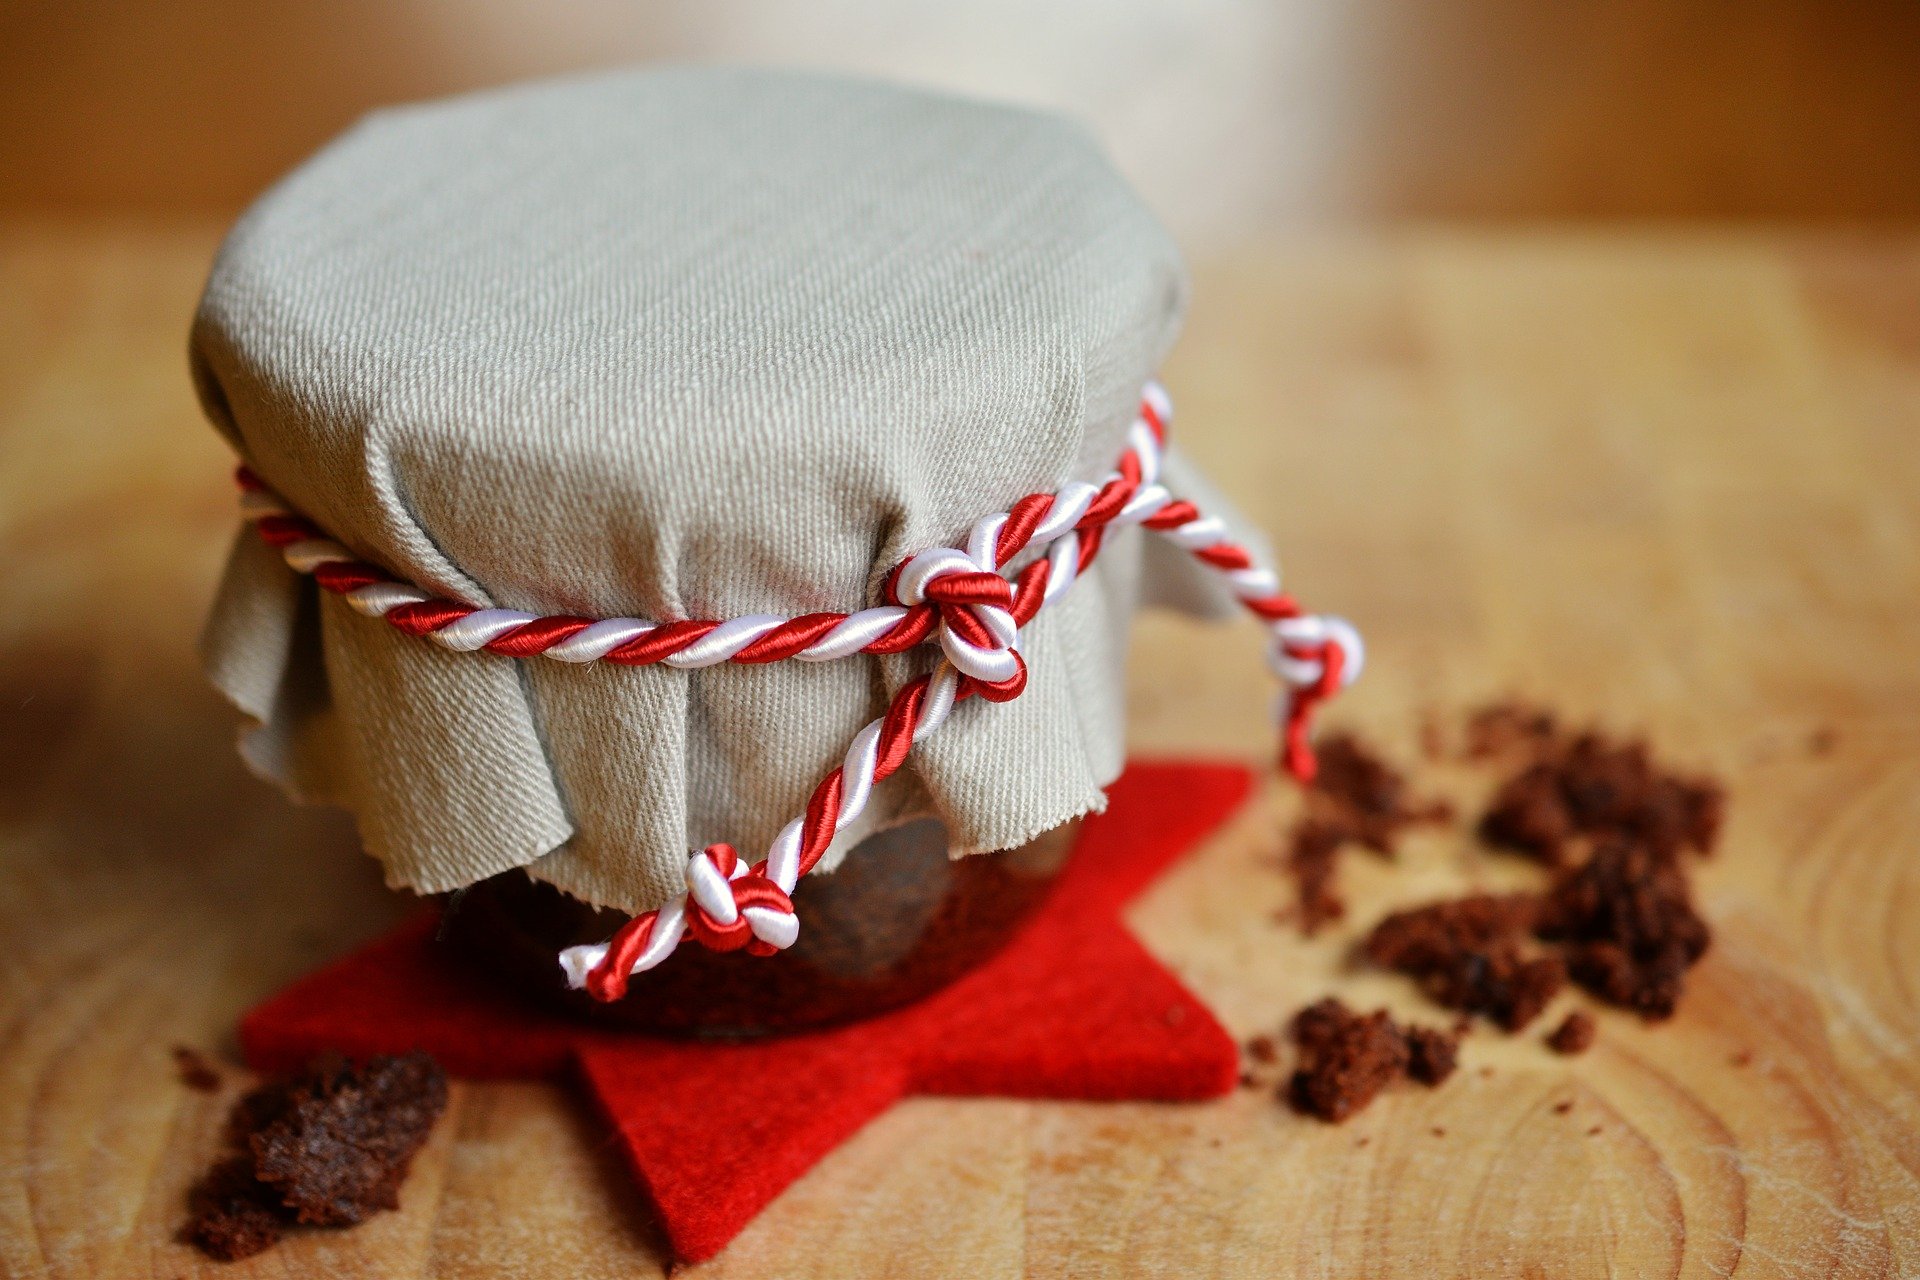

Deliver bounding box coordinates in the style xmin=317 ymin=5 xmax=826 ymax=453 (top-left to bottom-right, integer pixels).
xmin=195 ymin=66 xmax=1253 ymax=913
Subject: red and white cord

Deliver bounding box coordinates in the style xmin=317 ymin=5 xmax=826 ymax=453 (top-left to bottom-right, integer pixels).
xmin=235 ymin=382 xmax=1361 ymax=1000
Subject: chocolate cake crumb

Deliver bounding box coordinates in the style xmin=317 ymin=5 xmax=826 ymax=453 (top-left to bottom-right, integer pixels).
xmin=1286 ymin=819 xmax=1349 ymax=935
xmin=251 ymin=1052 xmax=449 ymax=1225
xmin=1261 ymin=704 xmax=1726 ymax=1123
xmin=1477 ymin=762 xmax=1577 ymax=862
xmin=1536 ymin=842 xmax=1710 ymax=1020
xmin=1282 ymin=999 xmax=1461 ymax=1120
xmin=1312 ymin=733 xmax=1453 ymax=853
xmin=1404 ymin=1025 xmax=1460 ymax=1086
xmin=173 ymin=1045 xmax=222 ymax=1092
xmin=183 ymin=1052 xmax=447 ymax=1260
xmin=1547 ymin=1011 xmax=1596 ymax=1055
xmin=1479 ymin=731 xmax=1724 ymax=866
xmin=1287 ymin=998 xmax=1409 ymax=1122
xmin=1246 ymin=1035 xmax=1279 ymax=1065
xmin=1464 ymin=701 xmax=1560 ymax=761
xmin=184 ymin=1156 xmax=284 ymax=1261
xmin=1364 ymin=894 xmax=1565 ymax=1030
xmin=1281 ymin=732 xmax=1450 ymax=932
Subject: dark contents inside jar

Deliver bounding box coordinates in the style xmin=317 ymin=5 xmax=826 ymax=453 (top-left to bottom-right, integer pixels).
xmin=442 ymin=818 xmax=1078 ymax=1036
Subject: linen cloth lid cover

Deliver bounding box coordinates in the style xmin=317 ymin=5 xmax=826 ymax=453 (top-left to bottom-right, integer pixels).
xmin=195 ymin=65 xmax=1255 ymax=916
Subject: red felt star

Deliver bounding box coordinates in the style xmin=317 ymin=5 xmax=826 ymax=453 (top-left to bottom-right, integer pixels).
xmin=241 ymin=761 xmax=1251 ymax=1262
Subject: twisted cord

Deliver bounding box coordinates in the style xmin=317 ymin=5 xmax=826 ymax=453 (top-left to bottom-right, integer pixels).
xmin=234 ymin=382 xmax=1361 ymax=999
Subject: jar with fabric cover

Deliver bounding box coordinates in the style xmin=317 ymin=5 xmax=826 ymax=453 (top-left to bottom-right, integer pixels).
xmin=195 ymin=68 xmax=1353 ymax=1035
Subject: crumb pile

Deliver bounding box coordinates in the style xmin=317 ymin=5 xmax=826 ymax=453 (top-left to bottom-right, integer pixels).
xmin=1479 ymin=726 xmax=1722 ymax=866
xmin=184 ymin=1052 xmax=448 ymax=1261
xmin=1282 ymin=998 xmax=1459 ymax=1121
xmin=1461 ymin=702 xmax=1561 ymax=761
xmin=1537 ymin=840 xmax=1711 ymax=1019
xmin=1363 ymin=894 xmax=1565 ymax=1030
xmin=1259 ymin=703 xmax=1726 ymax=1121
xmin=1285 ymin=733 xmax=1452 ymax=934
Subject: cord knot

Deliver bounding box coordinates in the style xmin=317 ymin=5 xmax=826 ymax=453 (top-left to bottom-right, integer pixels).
xmin=889 ymin=548 xmax=1028 ymax=702
xmin=681 ymin=843 xmax=799 ymax=955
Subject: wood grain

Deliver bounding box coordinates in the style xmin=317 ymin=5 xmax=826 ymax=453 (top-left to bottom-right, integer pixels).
xmin=2 ymin=224 xmax=1918 ymax=1277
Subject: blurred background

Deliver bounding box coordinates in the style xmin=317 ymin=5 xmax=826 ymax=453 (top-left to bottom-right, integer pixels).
xmin=6 ymin=0 xmax=1920 ymax=241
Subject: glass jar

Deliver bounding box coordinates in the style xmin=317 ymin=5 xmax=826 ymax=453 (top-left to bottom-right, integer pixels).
xmin=442 ymin=819 xmax=1078 ymax=1035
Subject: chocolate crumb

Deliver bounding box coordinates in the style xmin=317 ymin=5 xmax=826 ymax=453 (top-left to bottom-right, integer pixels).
xmin=1536 ymin=842 xmax=1710 ymax=1020
xmin=1263 ymin=704 xmax=1724 ymax=1125
xmin=251 ymin=1052 xmax=449 ymax=1225
xmin=1404 ymin=1026 xmax=1460 ymax=1086
xmin=1479 ymin=730 xmax=1724 ymax=866
xmin=1282 ymin=999 xmax=1462 ymax=1120
xmin=1431 ymin=1126 xmax=1446 ymax=1137
xmin=1364 ymin=894 xmax=1565 ymax=1030
xmin=1286 ymin=819 xmax=1349 ymax=935
xmin=1477 ymin=762 xmax=1576 ymax=863
xmin=1587 ymin=1125 xmax=1603 ymax=1136
xmin=183 ymin=1052 xmax=447 ymax=1259
xmin=1280 ymin=732 xmax=1452 ymax=932
xmin=1808 ymin=727 xmax=1838 ymax=756
xmin=173 ymin=1045 xmax=222 ymax=1093
xmin=1313 ymin=733 xmax=1453 ymax=852
xmin=1246 ymin=1035 xmax=1279 ymax=1065
xmin=1286 ymin=998 xmax=1409 ymax=1123
xmin=1313 ymin=734 xmax=1413 ymax=851
xmin=183 ymin=1157 xmax=283 ymax=1261
xmin=1731 ymin=1049 xmax=1754 ymax=1068
xmin=1464 ymin=701 xmax=1560 ymax=761
xmin=1547 ymin=1011 xmax=1597 ymax=1055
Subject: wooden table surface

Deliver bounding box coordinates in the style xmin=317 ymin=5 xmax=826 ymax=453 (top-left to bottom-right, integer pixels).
xmin=3 ymin=223 xmax=1917 ymax=1278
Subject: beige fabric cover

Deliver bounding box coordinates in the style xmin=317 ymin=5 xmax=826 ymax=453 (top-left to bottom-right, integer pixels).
xmin=195 ymin=66 xmax=1251 ymax=914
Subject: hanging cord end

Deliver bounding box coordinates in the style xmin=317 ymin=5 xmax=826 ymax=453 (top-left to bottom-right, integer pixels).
xmin=1280 ymin=717 xmax=1321 ymax=785
xmin=1270 ymin=613 xmax=1364 ymax=785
